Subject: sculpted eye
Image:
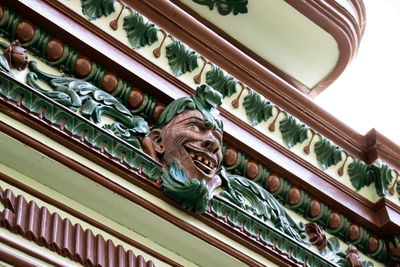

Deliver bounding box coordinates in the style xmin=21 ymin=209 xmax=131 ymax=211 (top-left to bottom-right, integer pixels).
xmin=187 ymin=124 xmax=200 ymax=132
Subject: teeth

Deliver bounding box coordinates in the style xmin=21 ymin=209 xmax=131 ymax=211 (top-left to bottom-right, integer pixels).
xmin=189 ymin=150 xmax=216 ymax=169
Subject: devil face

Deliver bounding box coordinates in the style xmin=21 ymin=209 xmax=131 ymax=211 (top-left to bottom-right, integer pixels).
xmin=150 ymin=109 xmax=222 ymax=186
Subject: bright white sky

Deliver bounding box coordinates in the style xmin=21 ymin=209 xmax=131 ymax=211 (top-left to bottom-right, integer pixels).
xmin=314 ymin=0 xmax=400 ymax=145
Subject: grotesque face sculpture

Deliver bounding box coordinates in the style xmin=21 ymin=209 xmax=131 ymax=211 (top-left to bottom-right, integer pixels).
xmin=147 ymin=109 xmax=223 ymax=190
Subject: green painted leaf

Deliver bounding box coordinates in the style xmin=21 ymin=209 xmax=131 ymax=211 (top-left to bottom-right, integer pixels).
xmin=279 ymin=113 xmax=308 ymax=148
xmin=0 ymin=71 xmax=163 ymax=181
xmin=81 ymin=0 xmax=115 ymax=20
xmin=205 ymin=66 xmax=237 ymax=97
xmin=162 ymin=162 xmax=210 ymax=213
xmin=123 ymin=11 xmax=158 ymax=49
xmin=192 ymin=0 xmax=248 ymax=16
xmin=165 ymin=39 xmax=199 ymax=76
xmin=314 ymin=137 xmax=342 ymax=170
xmin=348 ymin=158 xmax=370 ymax=190
xmin=153 ymin=97 xmax=196 ymax=129
xmin=0 ymin=54 xmax=13 ymax=77
xmin=221 ymin=173 xmax=309 ymax=245
xmin=27 ymin=61 xmax=149 ymax=134
xmin=348 ymin=159 xmax=393 ymax=196
xmin=103 ymin=118 xmax=149 ymax=149
xmin=194 ymin=84 xmax=222 ymax=111
xmin=320 ymin=237 xmax=348 ymax=265
xmin=375 ymin=164 xmax=393 ymax=196
xmin=242 ymin=89 xmax=273 ymax=126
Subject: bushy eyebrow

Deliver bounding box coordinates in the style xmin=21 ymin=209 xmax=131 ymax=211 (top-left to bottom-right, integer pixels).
xmin=176 ymin=116 xmax=204 ymax=124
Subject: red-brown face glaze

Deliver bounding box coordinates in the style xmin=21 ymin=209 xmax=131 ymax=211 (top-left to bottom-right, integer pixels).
xmin=154 ymin=109 xmax=223 ymax=188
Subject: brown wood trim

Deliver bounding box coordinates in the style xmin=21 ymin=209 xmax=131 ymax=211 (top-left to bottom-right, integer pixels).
xmin=0 ymin=235 xmax=61 ymax=266
xmin=0 ymin=184 xmax=156 ymax=267
xmin=0 ymin=74 xmax=389 ymax=238
xmin=14 ymin=0 xmax=400 ymax=177
xmin=118 ymin=0 xmax=370 ymax=159
xmin=346 ymin=0 xmax=367 ymax=36
xmin=0 ymin=175 xmax=178 ymax=266
xmin=365 ymin=128 xmax=400 ymax=165
xmin=1 ymin=0 xmax=400 ymax=239
xmin=0 ymin=123 xmax=267 ymax=267
xmin=0 ymin=88 xmax=398 ymax=247
xmin=0 ymin=0 xmax=374 ymax=214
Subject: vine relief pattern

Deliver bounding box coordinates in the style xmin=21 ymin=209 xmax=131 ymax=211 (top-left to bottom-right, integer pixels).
xmin=74 ymin=0 xmax=400 ymax=203
xmin=0 ymin=3 xmax=397 ymax=265
xmin=26 ymin=61 xmax=149 ymax=149
xmin=0 ymin=2 xmax=396 ymax=206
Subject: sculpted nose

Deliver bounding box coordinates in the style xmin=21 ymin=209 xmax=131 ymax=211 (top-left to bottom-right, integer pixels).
xmin=201 ymin=138 xmax=220 ymax=154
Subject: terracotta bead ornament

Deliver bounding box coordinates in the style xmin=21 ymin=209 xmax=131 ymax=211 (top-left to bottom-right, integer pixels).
xmin=143 ymin=85 xmax=223 ymax=193
xmin=4 ymin=40 xmax=28 ymax=70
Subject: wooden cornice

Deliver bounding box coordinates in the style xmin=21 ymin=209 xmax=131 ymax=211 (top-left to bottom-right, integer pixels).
xmin=2 ymin=0 xmax=400 ymax=238
xmin=16 ymin=0 xmax=393 ymax=170
xmin=120 ymin=0 xmax=400 ymax=172
xmin=1 ymin=1 xmax=400 ymax=264
xmin=0 ymin=123 xmax=284 ymax=267
xmin=0 ymin=76 xmax=398 ymax=246
xmin=119 ymin=0 xmax=372 ymax=160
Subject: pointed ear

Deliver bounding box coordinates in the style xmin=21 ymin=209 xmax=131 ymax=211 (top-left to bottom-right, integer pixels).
xmin=141 ymin=136 xmax=157 ymax=160
xmin=141 ymin=129 xmax=165 ymax=160
xmin=148 ymin=128 xmax=165 ymax=154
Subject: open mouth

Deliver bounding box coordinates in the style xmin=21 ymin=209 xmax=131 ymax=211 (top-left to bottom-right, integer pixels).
xmin=185 ymin=146 xmax=216 ymax=176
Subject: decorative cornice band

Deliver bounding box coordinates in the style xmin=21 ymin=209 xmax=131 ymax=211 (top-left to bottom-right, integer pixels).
xmin=0 ymin=3 xmax=399 ymax=264
xmin=0 ymin=129 xmax=266 ymax=267
xmin=208 ymin=196 xmax=334 ymax=266
xmin=3 ymin=66 xmax=396 ymax=266
xmin=4 ymin=0 xmax=398 ymax=207
xmin=0 ymin=74 xmax=339 ymax=266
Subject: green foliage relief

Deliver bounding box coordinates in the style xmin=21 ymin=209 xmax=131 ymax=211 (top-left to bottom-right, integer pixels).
xmin=0 ymin=53 xmax=13 ymax=77
xmin=205 ymin=66 xmax=237 ymax=97
xmin=162 ymin=162 xmax=210 ymax=214
xmin=165 ymin=39 xmax=199 ymax=76
xmin=314 ymin=137 xmax=342 ymax=170
xmin=348 ymin=159 xmax=393 ymax=196
xmin=26 ymin=61 xmax=148 ymax=148
xmin=123 ymin=11 xmax=159 ymax=49
xmin=242 ymin=89 xmax=273 ymax=126
xmin=0 ymin=71 xmax=162 ymax=179
xmin=220 ymin=171 xmax=309 ymax=244
xmin=279 ymin=113 xmax=308 ymax=148
xmin=81 ymin=0 xmax=115 ymax=20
